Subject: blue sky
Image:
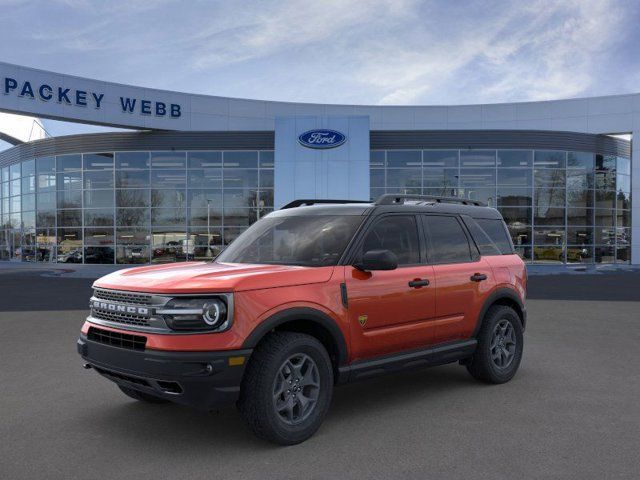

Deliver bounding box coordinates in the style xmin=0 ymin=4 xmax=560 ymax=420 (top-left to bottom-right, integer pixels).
xmin=1 ymin=0 xmax=639 ymax=146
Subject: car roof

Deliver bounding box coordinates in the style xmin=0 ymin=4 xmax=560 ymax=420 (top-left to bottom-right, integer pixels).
xmin=269 ymin=200 xmax=503 ymax=220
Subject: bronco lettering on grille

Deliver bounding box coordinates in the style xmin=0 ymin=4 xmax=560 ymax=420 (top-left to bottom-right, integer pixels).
xmin=91 ymin=300 xmax=150 ymax=316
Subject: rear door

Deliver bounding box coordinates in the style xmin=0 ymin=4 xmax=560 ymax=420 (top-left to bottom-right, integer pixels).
xmin=422 ymin=214 xmax=495 ymax=344
xmin=345 ymin=214 xmax=436 ymax=360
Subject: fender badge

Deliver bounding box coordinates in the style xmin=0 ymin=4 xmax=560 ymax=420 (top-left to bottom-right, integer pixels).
xmin=358 ymin=315 xmax=368 ymax=327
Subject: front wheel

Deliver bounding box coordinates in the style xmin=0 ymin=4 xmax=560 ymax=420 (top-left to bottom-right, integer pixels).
xmin=466 ymin=305 xmax=524 ymax=384
xmin=238 ymin=331 xmax=333 ymax=445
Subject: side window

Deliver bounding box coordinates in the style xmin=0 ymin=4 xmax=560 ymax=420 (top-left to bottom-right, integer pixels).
xmin=361 ymin=215 xmax=420 ymax=265
xmin=475 ymin=218 xmax=514 ymax=254
xmin=423 ymin=215 xmax=472 ymax=264
xmin=463 ymin=217 xmax=502 ymax=256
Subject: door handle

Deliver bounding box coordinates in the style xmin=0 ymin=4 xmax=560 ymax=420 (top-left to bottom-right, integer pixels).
xmin=408 ymin=278 xmax=430 ymax=288
xmin=470 ymin=273 xmax=488 ymax=282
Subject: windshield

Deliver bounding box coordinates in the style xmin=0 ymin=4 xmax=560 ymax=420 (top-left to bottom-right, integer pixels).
xmin=216 ymin=215 xmax=364 ymax=266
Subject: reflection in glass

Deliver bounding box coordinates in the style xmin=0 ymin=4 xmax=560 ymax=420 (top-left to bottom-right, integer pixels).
xmin=57 ymin=154 xmax=82 ymax=171
xmin=85 ymin=228 xmax=114 ymax=246
xmin=84 ymin=246 xmax=114 ymax=264
xmin=84 ymin=208 xmax=114 ymax=226
xmin=497 ymin=189 xmax=532 ymax=207
xmin=116 ymin=208 xmax=150 ymax=226
xmin=497 ymin=169 xmax=531 ymax=186
xmin=460 ymin=150 xmax=495 ymax=167
xmin=458 ymin=169 xmax=495 ymax=187
xmin=567 ymin=152 xmax=594 ymax=169
xmin=533 ymin=246 xmax=564 ymax=263
xmin=116 ymin=152 xmax=150 ymax=169
xmin=534 ymin=207 xmax=565 ymax=226
xmin=188 ymin=151 xmax=222 ymax=169
xmin=534 ymin=169 xmax=565 ymax=188
xmin=386 ymin=169 xmax=421 ymax=188
xmin=58 ymin=191 xmax=82 ymax=209
xmin=117 ymin=246 xmax=149 ymax=264
xmin=534 ymin=151 xmax=565 ymax=168
xmin=497 ymin=151 xmax=532 ymax=168
xmin=567 ymin=227 xmax=592 ymax=245
xmin=83 ymin=153 xmax=114 ymax=170
xmin=188 ymin=169 xmax=222 ymax=188
xmin=116 ymin=170 xmax=150 ymax=188
xmin=117 ymin=189 xmax=149 ymax=208
xmin=150 ymin=152 xmax=186 ymax=169
xmin=423 ymin=150 xmax=458 ymax=167
xmin=224 ymin=151 xmax=258 ymax=168
xmin=386 ymin=151 xmax=421 ymax=168
xmin=223 ymin=169 xmax=258 ymax=188
xmin=84 ymin=170 xmax=113 ymax=189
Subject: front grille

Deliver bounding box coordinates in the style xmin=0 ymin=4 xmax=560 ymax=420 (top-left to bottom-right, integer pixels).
xmin=88 ymin=326 xmax=147 ymax=351
xmin=93 ymin=288 xmax=153 ymax=305
xmin=92 ymin=309 xmax=151 ymax=327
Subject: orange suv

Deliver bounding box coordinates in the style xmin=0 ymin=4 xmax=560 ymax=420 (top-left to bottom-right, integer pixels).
xmin=77 ymin=195 xmax=527 ymax=445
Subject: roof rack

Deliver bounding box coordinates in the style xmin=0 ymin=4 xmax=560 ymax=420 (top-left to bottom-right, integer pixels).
xmin=374 ymin=194 xmax=486 ymax=207
xmin=280 ymin=199 xmax=371 ymax=209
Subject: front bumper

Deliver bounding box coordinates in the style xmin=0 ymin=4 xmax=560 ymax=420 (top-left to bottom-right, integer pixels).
xmin=77 ymin=334 xmax=252 ymax=410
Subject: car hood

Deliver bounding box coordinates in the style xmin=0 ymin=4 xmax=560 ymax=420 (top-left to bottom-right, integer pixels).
xmin=93 ymin=262 xmax=335 ymax=294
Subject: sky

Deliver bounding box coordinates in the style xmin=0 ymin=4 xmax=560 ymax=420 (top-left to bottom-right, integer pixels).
xmin=0 ymin=0 xmax=639 ymax=147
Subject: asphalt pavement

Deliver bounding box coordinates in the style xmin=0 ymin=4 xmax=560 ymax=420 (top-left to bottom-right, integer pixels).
xmin=1 ymin=269 xmax=639 ymax=479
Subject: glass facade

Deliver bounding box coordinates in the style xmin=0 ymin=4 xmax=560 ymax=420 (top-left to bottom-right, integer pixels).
xmin=0 ymin=147 xmax=631 ymax=266
xmin=0 ymin=151 xmax=274 ymax=264
xmin=370 ymin=149 xmax=631 ymax=265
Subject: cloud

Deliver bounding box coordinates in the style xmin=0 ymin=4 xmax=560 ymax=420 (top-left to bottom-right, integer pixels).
xmin=0 ymin=0 xmax=636 ymax=109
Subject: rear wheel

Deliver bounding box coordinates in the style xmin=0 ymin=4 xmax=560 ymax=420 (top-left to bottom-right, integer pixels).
xmin=466 ymin=305 xmax=523 ymax=384
xmin=238 ymin=331 xmax=333 ymax=445
xmin=118 ymin=385 xmax=169 ymax=404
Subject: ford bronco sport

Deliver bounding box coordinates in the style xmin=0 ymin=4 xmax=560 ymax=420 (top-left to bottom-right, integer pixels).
xmin=77 ymin=194 xmax=527 ymax=445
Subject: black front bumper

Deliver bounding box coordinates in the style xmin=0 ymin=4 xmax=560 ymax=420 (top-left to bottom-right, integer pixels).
xmin=77 ymin=334 xmax=252 ymax=410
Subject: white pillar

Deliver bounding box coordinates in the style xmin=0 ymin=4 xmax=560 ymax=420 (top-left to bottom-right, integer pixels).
xmin=631 ymin=130 xmax=639 ymax=265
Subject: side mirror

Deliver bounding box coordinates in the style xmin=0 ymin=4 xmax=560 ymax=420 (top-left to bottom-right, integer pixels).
xmin=355 ymin=249 xmax=398 ymax=271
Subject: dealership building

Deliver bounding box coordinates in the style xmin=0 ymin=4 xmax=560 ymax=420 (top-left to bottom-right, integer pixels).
xmin=0 ymin=62 xmax=637 ymax=266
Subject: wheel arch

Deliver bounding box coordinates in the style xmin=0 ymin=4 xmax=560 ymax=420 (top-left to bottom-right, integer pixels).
xmin=473 ymin=288 xmax=526 ymax=337
xmin=242 ymin=307 xmax=349 ymax=379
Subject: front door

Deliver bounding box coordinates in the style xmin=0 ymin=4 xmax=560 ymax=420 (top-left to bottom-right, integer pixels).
xmin=346 ymin=215 xmax=436 ymax=360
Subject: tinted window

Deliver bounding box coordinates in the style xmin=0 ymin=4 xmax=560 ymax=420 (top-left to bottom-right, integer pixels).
xmin=464 ymin=218 xmax=501 ymax=256
xmin=476 ymin=218 xmax=513 ymax=254
xmin=423 ymin=215 xmax=471 ymax=264
xmin=217 ymin=215 xmax=363 ymax=267
xmin=361 ymin=215 xmax=419 ymax=265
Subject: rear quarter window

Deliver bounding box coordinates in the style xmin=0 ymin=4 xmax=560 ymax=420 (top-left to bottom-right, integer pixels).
xmin=474 ymin=218 xmax=514 ymax=254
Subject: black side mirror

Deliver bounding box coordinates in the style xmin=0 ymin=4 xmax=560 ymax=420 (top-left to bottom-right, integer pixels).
xmin=355 ymin=249 xmax=398 ymax=271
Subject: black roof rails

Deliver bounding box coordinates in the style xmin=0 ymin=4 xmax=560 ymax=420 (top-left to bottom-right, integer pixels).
xmin=374 ymin=194 xmax=486 ymax=207
xmin=280 ymin=199 xmax=371 ymax=209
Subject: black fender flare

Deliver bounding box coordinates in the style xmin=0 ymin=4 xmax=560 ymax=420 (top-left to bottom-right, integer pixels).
xmin=242 ymin=307 xmax=349 ymax=366
xmin=472 ymin=288 xmax=526 ymax=337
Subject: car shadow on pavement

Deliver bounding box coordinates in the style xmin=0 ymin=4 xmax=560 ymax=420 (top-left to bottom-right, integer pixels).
xmin=78 ymin=365 xmax=478 ymax=450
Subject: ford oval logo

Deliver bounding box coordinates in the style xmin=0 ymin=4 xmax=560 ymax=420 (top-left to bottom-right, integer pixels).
xmin=298 ymin=129 xmax=347 ymax=149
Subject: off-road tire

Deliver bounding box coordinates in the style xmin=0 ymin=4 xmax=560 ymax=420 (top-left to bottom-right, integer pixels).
xmin=238 ymin=331 xmax=334 ymax=445
xmin=466 ymin=305 xmax=524 ymax=384
xmin=118 ymin=385 xmax=169 ymax=404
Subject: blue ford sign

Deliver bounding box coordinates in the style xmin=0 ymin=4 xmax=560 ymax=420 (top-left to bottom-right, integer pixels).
xmin=298 ymin=129 xmax=347 ymax=149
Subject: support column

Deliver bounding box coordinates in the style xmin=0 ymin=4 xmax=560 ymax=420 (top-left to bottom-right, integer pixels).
xmin=631 ymin=130 xmax=639 ymax=265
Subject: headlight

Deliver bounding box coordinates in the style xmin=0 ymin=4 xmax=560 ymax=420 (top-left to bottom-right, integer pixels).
xmin=158 ymin=297 xmax=230 ymax=332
